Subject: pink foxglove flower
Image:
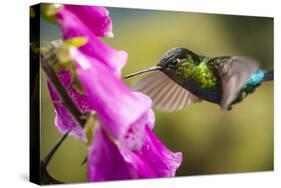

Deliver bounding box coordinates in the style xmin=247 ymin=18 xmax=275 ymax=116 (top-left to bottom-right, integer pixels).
xmin=72 ymin=47 xmax=182 ymax=180
xmin=88 ymin=126 xmax=182 ymax=181
xmin=46 ymin=4 xmax=182 ymax=181
xmin=63 ymin=5 xmax=113 ymax=37
xmin=71 ymin=48 xmax=151 ymax=150
xmin=47 ymin=4 xmax=126 ymax=140
xmin=56 ymin=5 xmax=127 ymax=76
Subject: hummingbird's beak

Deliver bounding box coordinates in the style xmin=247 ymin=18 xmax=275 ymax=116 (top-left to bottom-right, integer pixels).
xmin=123 ymin=65 xmax=162 ymax=79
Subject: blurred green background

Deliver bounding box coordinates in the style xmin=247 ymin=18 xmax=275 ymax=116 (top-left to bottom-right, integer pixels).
xmin=40 ymin=6 xmax=273 ymax=183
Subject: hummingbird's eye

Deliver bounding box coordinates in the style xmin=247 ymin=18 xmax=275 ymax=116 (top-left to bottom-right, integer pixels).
xmin=171 ymin=58 xmax=180 ymax=66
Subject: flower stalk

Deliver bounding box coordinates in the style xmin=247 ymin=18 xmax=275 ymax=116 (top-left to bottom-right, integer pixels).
xmin=41 ymin=49 xmax=86 ymax=127
xmin=41 ymin=130 xmax=70 ymax=168
xmin=40 ymin=131 xmax=70 ymax=184
xmin=38 ymin=44 xmax=88 ymax=184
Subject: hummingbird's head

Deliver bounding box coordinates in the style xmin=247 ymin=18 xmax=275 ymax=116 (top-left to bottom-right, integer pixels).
xmin=157 ymin=47 xmax=198 ymax=71
xmin=124 ymin=47 xmax=200 ymax=79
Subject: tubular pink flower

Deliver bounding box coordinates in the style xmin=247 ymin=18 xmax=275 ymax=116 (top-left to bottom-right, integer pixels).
xmin=45 ymin=5 xmax=183 ymax=180
xmin=63 ymin=5 xmax=113 ymax=37
xmin=56 ymin=5 xmax=127 ymax=76
xmin=47 ymin=5 xmax=126 ymax=140
xmin=71 ymin=48 xmax=151 ymax=150
xmin=88 ymin=126 xmax=182 ymax=181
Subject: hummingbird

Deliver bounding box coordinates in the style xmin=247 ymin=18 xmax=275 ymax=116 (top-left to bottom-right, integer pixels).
xmin=124 ymin=48 xmax=273 ymax=111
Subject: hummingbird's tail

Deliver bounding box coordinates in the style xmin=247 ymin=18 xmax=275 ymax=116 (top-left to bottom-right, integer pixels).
xmin=263 ymin=70 xmax=274 ymax=82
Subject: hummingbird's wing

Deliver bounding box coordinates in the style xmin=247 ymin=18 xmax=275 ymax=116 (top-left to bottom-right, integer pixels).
xmin=218 ymin=56 xmax=259 ymax=111
xmin=132 ymin=71 xmax=201 ymax=112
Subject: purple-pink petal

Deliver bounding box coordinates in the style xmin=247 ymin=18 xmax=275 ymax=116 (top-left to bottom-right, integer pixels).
xmin=56 ymin=6 xmax=127 ymax=76
xmin=47 ymin=70 xmax=90 ymax=141
xmin=87 ymin=126 xmax=133 ymax=181
xmin=71 ymin=48 xmax=151 ymax=150
xmin=122 ymin=126 xmax=182 ymax=178
xmin=64 ymin=5 xmax=112 ymax=37
xmin=88 ymin=126 xmax=182 ymax=181
xmin=121 ymin=95 xmax=155 ymax=150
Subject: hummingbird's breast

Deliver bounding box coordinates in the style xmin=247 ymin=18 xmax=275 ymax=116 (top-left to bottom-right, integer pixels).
xmin=164 ymin=61 xmax=222 ymax=104
xmin=182 ymin=78 xmax=221 ymax=104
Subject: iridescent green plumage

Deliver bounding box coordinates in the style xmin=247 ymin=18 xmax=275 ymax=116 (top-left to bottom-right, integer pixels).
xmin=175 ymin=59 xmax=218 ymax=88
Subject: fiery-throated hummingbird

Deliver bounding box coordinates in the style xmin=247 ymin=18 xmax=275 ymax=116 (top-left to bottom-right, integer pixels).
xmin=124 ymin=48 xmax=273 ymax=111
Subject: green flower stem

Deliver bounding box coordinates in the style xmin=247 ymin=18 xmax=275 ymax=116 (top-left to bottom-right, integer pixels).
xmin=42 ymin=130 xmax=70 ymax=168
xmin=41 ymin=49 xmax=86 ymax=127
xmin=38 ymin=43 xmax=87 ymax=184
xmin=40 ymin=132 xmax=70 ymax=184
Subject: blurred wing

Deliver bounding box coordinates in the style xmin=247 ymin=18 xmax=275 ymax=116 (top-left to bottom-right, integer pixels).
xmin=218 ymin=56 xmax=259 ymax=111
xmin=132 ymin=71 xmax=201 ymax=112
